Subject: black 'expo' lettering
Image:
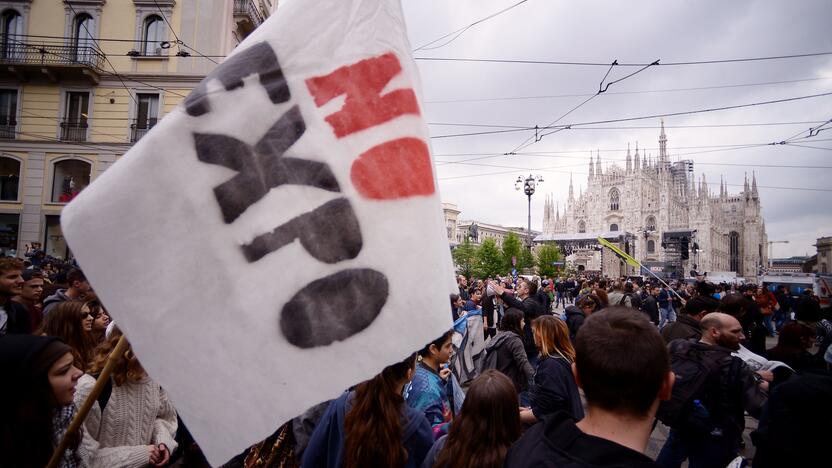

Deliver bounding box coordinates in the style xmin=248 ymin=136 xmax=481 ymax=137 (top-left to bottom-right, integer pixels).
xmin=188 ymin=42 xmax=388 ymax=348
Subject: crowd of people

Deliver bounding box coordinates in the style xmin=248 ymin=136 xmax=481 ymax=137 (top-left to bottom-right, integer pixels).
xmin=2 ymin=249 xmax=830 ymax=467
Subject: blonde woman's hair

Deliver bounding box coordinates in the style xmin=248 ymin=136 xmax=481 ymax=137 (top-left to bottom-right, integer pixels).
xmin=532 ymin=315 xmax=576 ymax=362
xmin=88 ymin=326 xmax=146 ymax=385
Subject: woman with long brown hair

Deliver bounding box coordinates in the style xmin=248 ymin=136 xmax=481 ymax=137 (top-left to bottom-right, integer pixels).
xmin=303 ymin=352 xmax=433 ymax=468
xmin=76 ymin=326 xmax=178 ymax=467
xmin=85 ymin=300 xmax=110 ymax=344
xmin=520 ymin=316 xmax=584 ymax=424
xmin=38 ymin=301 xmax=95 ymax=371
xmin=422 ymin=370 xmax=521 ymax=468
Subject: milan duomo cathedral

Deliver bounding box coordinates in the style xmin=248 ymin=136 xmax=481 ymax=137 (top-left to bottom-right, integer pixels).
xmin=537 ymin=121 xmax=768 ymax=279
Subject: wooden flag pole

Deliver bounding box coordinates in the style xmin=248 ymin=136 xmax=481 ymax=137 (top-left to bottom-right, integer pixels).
xmin=47 ymin=335 xmax=129 ymax=468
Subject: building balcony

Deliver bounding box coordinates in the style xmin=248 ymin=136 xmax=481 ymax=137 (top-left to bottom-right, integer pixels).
xmin=0 ymin=39 xmax=103 ymax=84
xmin=60 ymin=121 xmax=88 ymax=142
xmin=234 ymin=0 xmax=265 ymax=36
xmin=0 ymin=121 xmax=16 ymax=139
xmin=130 ymin=118 xmax=157 ymax=142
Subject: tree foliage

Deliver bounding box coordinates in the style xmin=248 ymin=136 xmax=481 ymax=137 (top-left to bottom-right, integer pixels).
xmin=501 ymin=232 xmax=523 ymax=272
xmin=452 ymin=236 xmax=477 ymax=279
xmin=474 ymin=237 xmax=504 ymax=278
xmin=519 ymin=247 xmax=535 ymax=272
xmin=535 ymin=243 xmax=563 ymax=278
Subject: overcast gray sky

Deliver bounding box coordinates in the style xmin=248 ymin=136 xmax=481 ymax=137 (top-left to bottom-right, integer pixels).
xmin=401 ymin=0 xmax=832 ymax=258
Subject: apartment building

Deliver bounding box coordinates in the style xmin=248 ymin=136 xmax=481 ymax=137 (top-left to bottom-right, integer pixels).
xmin=0 ymin=0 xmax=273 ymax=258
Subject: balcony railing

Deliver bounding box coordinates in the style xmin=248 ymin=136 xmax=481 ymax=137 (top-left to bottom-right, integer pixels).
xmin=60 ymin=121 xmax=88 ymax=142
xmin=0 ymin=40 xmax=105 ymax=70
xmin=234 ymin=0 xmax=265 ymax=27
xmin=0 ymin=121 xmax=16 ymax=139
xmin=130 ymin=118 xmax=157 ymax=142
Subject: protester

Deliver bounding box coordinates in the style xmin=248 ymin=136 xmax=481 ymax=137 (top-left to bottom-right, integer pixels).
xmin=422 ymin=370 xmax=521 ymax=468
xmin=660 ymin=295 xmax=719 ymax=343
xmin=755 ymin=285 xmax=777 ymax=336
xmin=303 ymin=352 xmax=431 ymax=468
xmin=43 ymin=268 xmax=93 ymax=315
xmin=607 ymin=281 xmax=631 ymax=308
xmin=407 ymin=330 xmax=455 ymax=440
xmin=520 ymin=315 xmax=583 ymax=424
xmin=738 ymin=286 xmax=767 ymax=355
xmin=483 ymin=308 xmax=534 ymax=397
xmin=449 ymin=294 xmax=464 ymax=322
xmin=591 ymin=287 xmax=609 ymax=309
xmin=76 ymin=327 xmax=178 ymax=467
xmin=489 ymin=278 xmax=545 ymax=363
xmin=772 ymin=285 xmax=791 ymax=331
xmin=658 ymin=285 xmax=675 ymax=328
xmin=752 ymin=346 xmax=832 ymax=467
xmin=0 ymin=257 xmax=29 ymax=336
xmin=794 ymin=294 xmax=832 ymax=365
xmin=457 ymin=276 xmax=469 ymax=301
xmin=462 ymin=288 xmax=482 ymax=313
xmin=38 ymin=301 xmax=96 ymax=371
xmin=642 ymin=284 xmax=661 ymax=326
xmin=505 ymin=308 xmax=673 ymax=467
xmin=86 ymin=300 xmax=111 ymax=345
xmin=564 ymin=294 xmax=599 ymax=341
xmin=0 ymin=334 xmax=86 ymax=468
xmin=13 ymin=268 xmax=45 ymax=332
xmin=765 ymin=322 xmax=817 ymax=372
xmin=656 ymin=312 xmax=768 ymax=468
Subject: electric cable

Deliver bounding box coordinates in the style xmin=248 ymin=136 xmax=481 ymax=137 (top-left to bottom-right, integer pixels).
xmin=414 ymin=0 xmax=531 ymax=51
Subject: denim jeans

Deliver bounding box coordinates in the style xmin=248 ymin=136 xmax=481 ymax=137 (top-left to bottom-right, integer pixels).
xmin=656 ymin=429 xmax=738 ymax=468
xmin=763 ymin=315 xmax=775 ymax=335
xmin=659 ymin=306 xmax=676 ymax=328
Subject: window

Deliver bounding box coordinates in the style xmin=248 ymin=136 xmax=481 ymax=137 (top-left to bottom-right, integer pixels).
xmin=647 ymin=239 xmax=655 ymax=253
xmin=646 ymin=216 xmax=656 ymax=232
xmin=0 ymin=156 xmax=19 ymax=200
xmin=578 ymin=220 xmax=586 ymax=233
xmin=61 ymin=91 xmax=89 ymax=141
xmin=73 ymin=14 xmax=94 ymax=62
xmin=52 ymin=159 xmax=91 ymax=203
xmin=131 ymin=93 xmax=159 ymax=142
xmin=610 ymin=224 xmax=619 ymax=232
xmin=729 ymin=231 xmax=740 ymax=273
xmin=609 ymin=188 xmax=620 ymax=211
xmin=0 ymin=89 xmax=16 ymax=139
xmin=1 ymin=9 xmax=22 ymax=59
xmin=142 ymin=15 xmax=165 ymax=55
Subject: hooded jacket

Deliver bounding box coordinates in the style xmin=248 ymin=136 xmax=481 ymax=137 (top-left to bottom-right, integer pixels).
xmin=303 ymin=390 xmax=433 ymax=468
xmin=484 ymin=330 xmax=535 ymax=393
xmin=564 ymin=305 xmax=585 ymax=342
xmin=42 ymin=289 xmax=72 ymax=316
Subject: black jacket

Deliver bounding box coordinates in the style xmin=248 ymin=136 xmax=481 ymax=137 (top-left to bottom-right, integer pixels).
xmin=501 ymin=293 xmax=545 ymax=359
xmin=484 ymin=330 xmax=535 ymax=393
xmin=505 ymin=411 xmax=659 ymax=468
xmin=528 ymin=356 xmax=584 ymax=421
xmin=667 ymin=340 xmax=767 ymax=443
xmin=752 ymin=369 xmax=832 ymax=467
xmin=660 ymin=314 xmax=701 ymax=343
xmin=1 ymin=298 xmax=31 ymax=335
xmin=641 ymin=296 xmax=660 ymax=325
xmin=564 ymin=305 xmax=585 ymax=342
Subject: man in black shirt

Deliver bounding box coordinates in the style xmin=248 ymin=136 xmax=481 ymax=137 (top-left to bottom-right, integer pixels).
xmin=505 ymin=308 xmax=673 ymax=468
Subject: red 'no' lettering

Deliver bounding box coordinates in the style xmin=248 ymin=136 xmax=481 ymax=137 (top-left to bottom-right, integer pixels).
xmin=351 ymin=138 xmax=435 ymax=200
xmin=305 ymin=53 xmax=420 ymax=138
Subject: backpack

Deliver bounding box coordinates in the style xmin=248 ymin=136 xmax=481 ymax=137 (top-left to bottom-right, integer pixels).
xmin=656 ymin=341 xmax=737 ymax=435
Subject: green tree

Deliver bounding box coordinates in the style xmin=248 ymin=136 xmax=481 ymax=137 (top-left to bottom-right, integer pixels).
xmin=474 ymin=237 xmax=504 ymax=278
xmin=519 ymin=246 xmax=535 ymax=272
xmin=501 ymin=232 xmax=523 ymax=272
xmin=535 ymin=243 xmax=563 ymax=278
xmin=452 ymin=236 xmax=477 ymax=279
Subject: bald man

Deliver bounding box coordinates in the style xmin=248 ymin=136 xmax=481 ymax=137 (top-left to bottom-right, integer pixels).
xmin=656 ymin=312 xmax=768 ymax=468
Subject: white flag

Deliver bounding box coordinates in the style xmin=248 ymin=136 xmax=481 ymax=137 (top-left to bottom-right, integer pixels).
xmin=61 ymin=0 xmax=454 ymax=464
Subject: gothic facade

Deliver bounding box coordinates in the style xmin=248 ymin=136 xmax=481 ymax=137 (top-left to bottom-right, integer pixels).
xmin=538 ymin=121 xmax=768 ymax=279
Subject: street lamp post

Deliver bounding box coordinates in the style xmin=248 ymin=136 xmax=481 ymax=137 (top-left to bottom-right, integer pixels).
xmin=515 ymin=174 xmax=544 ymax=250
xmin=767 ymin=240 xmax=789 ymax=271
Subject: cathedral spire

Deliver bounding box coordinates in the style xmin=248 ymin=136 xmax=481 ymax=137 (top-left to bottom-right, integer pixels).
xmin=596 ymin=151 xmax=603 ymax=176
xmin=556 ymin=202 xmax=560 ymax=221
xmin=659 ymin=118 xmax=668 ymax=162
xmin=633 ymin=142 xmax=640 ymax=171
xmin=720 ymin=175 xmax=726 ymax=198
xmin=626 ymin=143 xmax=632 ymax=173
xmin=588 ymin=153 xmax=595 ymax=178
xmin=752 ymin=171 xmax=758 ymax=198
xmin=568 ymin=173 xmax=574 ymax=201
